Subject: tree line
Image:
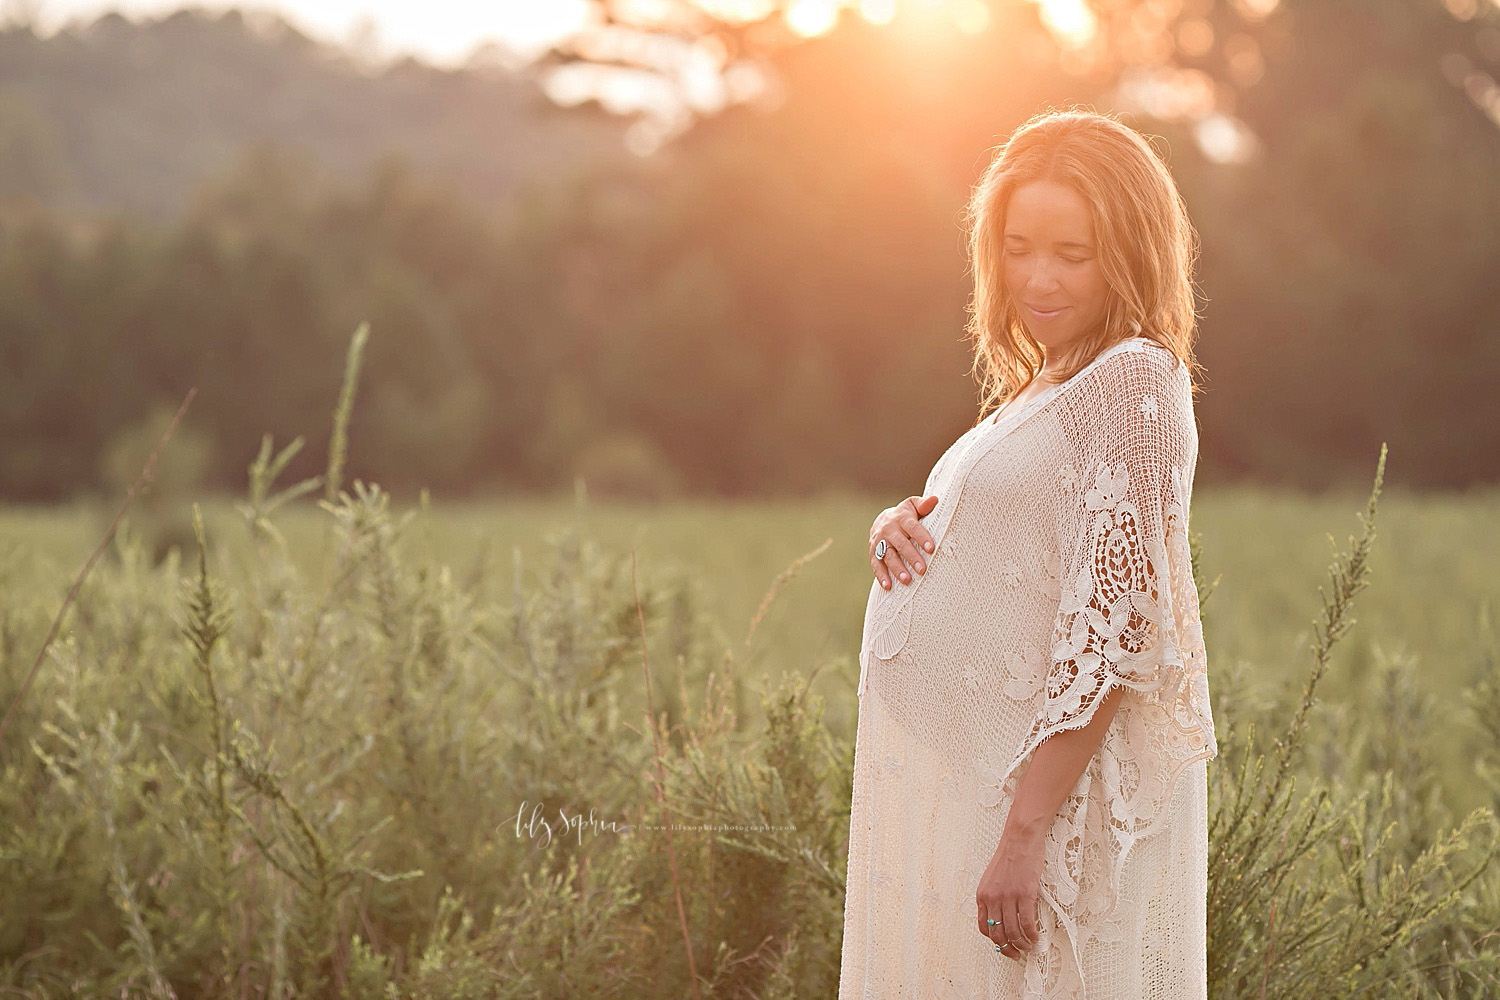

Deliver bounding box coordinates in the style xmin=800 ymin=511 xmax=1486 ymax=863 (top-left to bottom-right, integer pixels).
xmin=2 ymin=2 xmax=1498 ymax=500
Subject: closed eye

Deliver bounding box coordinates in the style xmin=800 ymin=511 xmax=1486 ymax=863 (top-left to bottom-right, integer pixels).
xmin=1006 ymin=251 xmax=1089 ymax=264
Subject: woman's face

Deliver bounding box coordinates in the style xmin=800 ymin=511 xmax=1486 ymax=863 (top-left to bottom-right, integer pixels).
xmin=1001 ymin=179 xmax=1111 ymax=363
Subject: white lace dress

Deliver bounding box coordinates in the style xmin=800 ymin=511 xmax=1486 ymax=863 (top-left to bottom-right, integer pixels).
xmin=838 ymin=337 xmax=1219 ymax=999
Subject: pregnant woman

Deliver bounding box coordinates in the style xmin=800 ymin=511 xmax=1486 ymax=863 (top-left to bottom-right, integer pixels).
xmin=838 ymin=109 xmax=1219 ymax=998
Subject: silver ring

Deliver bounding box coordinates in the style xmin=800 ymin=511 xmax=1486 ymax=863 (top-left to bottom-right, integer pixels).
xmin=874 ymin=539 xmax=887 ymax=559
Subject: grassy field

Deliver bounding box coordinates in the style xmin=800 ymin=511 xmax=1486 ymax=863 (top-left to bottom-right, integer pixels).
xmin=6 ymin=480 xmax=1498 ymax=803
xmin=4 ymin=476 xmax=1500 ymax=996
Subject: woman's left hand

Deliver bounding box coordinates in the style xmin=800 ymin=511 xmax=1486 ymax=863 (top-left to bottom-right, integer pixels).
xmin=975 ymin=826 xmax=1045 ymax=961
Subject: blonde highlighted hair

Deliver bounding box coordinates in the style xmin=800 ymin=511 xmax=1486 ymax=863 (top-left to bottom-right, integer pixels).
xmin=962 ymin=107 xmax=1205 ymax=421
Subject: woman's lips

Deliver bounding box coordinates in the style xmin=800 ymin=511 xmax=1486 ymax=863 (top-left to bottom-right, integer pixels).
xmin=1027 ymin=305 xmax=1068 ymax=320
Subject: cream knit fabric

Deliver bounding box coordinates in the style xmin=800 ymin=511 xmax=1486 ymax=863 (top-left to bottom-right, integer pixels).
xmin=839 ymin=336 xmax=1219 ymax=999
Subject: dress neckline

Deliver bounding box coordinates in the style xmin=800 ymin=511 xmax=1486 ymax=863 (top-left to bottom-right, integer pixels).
xmin=979 ymin=336 xmax=1153 ymax=434
xmin=989 ymin=381 xmax=1052 ymax=427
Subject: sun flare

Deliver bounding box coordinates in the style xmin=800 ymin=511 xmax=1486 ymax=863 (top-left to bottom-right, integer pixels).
xmin=776 ymin=0 xmax=1096 ymax=44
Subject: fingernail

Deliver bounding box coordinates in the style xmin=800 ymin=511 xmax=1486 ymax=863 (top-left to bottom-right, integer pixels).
xmin=925 ymin=542 xmax=934 ymax=552
xmin=899 ymin=573 xmax=908 ymax=582
xmin=915 ymin=563 xmax=924 ymax=572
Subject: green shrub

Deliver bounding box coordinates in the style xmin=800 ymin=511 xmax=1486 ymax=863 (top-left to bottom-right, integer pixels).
xmin=3 ymin=331 xmax=1498 ymax=997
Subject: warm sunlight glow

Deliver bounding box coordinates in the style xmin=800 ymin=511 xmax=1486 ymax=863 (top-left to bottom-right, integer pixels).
xmin=1223 ymin=32 xmax=1265 ymax=87
xmin=866 ymin=0 xmax=980 ymax=41
xmin=1175 ymin=17 xmax=1213 ymax=58
xmin=1229 ymin=0 xmax=1280 ymax=20
xmin=1031 ymin=0 xmax=1097 ymax=49
xmin=786 ymin=0 xmax=841 ymax=37
xmin=1116 ymin=64 xmax=1218 ymax=121
xmin=695 ymin=0 xmax=779 ymax=20
xmin=614 ymin=0 xmax=676 ymax=23
xmin=1194 ymin=111 xmax=1259 ymax=164
xmin=952 ymin=0 xmax=991 ymax=34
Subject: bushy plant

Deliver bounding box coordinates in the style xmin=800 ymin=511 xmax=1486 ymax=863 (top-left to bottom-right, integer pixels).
xmin=3 ymin=330 xmax=1498 ymax=998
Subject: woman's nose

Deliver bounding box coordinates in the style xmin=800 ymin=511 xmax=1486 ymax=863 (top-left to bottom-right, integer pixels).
xmin=1027 ymin=266 xmax=1062 ymax=292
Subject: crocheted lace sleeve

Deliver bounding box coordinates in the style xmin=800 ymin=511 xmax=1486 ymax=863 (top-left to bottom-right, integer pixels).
xmin=1000 ymin=345 xmax=1218 ymax=925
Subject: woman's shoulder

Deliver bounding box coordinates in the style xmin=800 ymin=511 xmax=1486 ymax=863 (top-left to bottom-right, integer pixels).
xmin=1110 ymin=335 xmax=1182 ymax=369
xmin=1082 ymin=337 xmax=1188 ymax=396
xmin=1063 ymin=339 xmax=1195 ymax=457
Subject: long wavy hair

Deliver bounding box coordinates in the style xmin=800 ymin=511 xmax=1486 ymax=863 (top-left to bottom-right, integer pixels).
xmin=962 ymin=107 xmax=1206 ymax=423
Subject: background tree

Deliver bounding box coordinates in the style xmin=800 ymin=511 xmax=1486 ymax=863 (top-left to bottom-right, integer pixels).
xmin=1 ymin=1 xmax=1497 ymax=499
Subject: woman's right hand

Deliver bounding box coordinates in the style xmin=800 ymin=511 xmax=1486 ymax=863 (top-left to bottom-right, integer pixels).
xmin=869 ymin=495 xmax=939 ymax=590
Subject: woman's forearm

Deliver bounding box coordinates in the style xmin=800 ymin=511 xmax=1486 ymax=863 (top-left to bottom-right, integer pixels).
xmin=1002 ymin=684 xmax=1126 ymax=842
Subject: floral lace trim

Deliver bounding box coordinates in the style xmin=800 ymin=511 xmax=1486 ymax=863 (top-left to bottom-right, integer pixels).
xmin=977 ymin=455 xmax=1217 ymax=987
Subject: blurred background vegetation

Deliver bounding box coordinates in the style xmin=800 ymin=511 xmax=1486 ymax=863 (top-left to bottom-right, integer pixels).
xmin=5 ymin=1 xmax=1500 ymax=992
xmin=1 ymin=0 xmax=1497 ymax=504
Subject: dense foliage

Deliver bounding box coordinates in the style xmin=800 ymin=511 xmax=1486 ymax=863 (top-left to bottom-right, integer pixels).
xmin=3 ymin=3 xmax=1500 ymax=500
xmin=3 ymin=337 xmax=1500 ymax=997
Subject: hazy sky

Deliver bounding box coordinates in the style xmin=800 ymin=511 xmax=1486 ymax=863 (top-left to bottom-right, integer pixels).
xmin=33 ymin=0 xmax=596 ymax=66
xmin=25 ymin=0 xmax=1261 ymax=160
xmin=27 ymin=0 xmax=1054 ymax=66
